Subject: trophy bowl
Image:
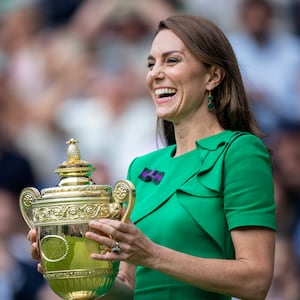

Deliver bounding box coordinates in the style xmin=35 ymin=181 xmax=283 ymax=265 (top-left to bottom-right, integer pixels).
xmin=19 ymin=139 xmax=135 ymax=300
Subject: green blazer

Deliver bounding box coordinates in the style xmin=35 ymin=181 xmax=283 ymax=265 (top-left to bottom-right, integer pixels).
xmin=127 ymin=130 xmax=276 ymax=300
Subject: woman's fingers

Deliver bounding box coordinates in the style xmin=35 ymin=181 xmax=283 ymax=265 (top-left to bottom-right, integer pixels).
xmin=31 ymin=241 xmax=41 ymax=260
xmin=37 ymin=262 xmax=43 ymax=273
xmin=85 ymin=230 xmax=115 ymax=247
xmin=86 ymin=219 xmax=134 ymax=260
xmin=91 ymin=219 xmax=133 ymax=235
xmin=27 ymin=228 xmax=37 ymax=243
xmin=27 ymin=228 xmax=41 ymax=260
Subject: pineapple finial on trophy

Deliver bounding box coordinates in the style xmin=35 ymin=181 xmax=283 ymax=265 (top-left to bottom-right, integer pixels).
xmin=55 ymin=138 xmax=95 ymax=185
xmin=66 ymin=138 xmax=80 ymax=163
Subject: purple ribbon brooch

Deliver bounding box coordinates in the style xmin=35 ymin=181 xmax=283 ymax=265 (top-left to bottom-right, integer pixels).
xmin=138 ymin=168 xmax=165 ymax=185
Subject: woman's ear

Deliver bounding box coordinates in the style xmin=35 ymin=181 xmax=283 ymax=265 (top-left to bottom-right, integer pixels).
xmin=206 ymin=66 xmax=225 ymax=90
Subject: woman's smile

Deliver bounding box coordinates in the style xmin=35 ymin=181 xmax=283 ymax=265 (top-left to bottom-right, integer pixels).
xmin=154 ymin=87 xmax=177 ymax=104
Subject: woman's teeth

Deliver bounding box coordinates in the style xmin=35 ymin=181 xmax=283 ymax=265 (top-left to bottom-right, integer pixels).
xmin=155 ymin=88 xmax=177 ymax=98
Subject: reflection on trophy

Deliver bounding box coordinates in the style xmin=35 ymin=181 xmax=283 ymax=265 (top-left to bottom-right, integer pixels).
xmin=19 ymin=138 xmax=135 ymax=300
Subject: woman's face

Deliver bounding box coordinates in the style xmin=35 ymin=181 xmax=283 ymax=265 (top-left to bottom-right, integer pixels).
xmin=146 ymin=29 xmax=211 ymax=123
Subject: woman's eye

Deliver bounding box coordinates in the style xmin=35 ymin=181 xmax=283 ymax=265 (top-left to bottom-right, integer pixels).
xmin=147 ymin=61 xmax=155 ymax=69
xmin=167 ymin=57 xmax=179 ymax=64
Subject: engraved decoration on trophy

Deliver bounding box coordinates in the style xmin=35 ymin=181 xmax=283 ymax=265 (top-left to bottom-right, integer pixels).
xmin=19 ymin=138 xmax=135 ymax=300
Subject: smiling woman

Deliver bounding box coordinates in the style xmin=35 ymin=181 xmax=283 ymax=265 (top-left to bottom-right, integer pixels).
xmin=146 ymin=27 xmax=225 ymax=150
xmin=28 ymin=14 xmax=276 ymax=300
xmin=153 ymin=16 xmax=262 ymax=147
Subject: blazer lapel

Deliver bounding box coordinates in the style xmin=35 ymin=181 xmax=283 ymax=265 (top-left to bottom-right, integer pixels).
xmin=129 ymin=131 xmax=239 ymax=224
xmin=130 ymin=148 xmax=203 ymax=224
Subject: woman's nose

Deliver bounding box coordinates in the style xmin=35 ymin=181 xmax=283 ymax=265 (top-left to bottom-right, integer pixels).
xmin=150 ymin=64 xmax=164 ymax=79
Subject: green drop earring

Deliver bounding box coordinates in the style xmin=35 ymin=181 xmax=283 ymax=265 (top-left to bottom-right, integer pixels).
xmin=208 ymin=90 xmax=215 ymax=111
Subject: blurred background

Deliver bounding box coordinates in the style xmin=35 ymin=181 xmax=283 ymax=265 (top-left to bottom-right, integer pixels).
xmin=0 ymin=0 xmax=299 ymax=299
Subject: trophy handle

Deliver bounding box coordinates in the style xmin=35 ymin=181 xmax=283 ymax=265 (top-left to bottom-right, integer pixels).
xmin=112 ymin=180 xmax=135 ymax=222
xmin=19 ymin=187 xmax=41 ymax=229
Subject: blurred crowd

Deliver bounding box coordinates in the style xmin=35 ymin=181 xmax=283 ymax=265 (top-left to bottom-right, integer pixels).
xmin=0 ymin=0 xmax=299 ymax=299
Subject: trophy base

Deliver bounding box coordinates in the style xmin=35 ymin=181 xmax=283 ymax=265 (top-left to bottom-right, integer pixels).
xmin=66 ymin=291 xmax=101 ymax=300
xmin=45 ymin=267 xmax=118 ymax=300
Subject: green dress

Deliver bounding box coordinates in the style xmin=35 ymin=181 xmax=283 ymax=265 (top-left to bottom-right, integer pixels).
xmin=127 ymin=130 xmax=276 ymax=300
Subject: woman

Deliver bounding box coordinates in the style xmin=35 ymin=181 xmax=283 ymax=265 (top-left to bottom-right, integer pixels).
xmin=29 ymin=15 xmax=276 ymax=300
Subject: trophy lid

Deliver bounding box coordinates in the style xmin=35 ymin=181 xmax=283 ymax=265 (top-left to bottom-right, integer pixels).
xmin=54 ymin=138 xmax=95 ymax=186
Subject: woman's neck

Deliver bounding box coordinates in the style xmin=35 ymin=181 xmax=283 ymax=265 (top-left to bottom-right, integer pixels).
xmin=173 ymin=114 xmax=224 ymax=156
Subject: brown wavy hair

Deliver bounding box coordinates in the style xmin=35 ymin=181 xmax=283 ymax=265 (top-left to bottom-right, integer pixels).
xmin=155 ymin=15 xmax=263 ymax=146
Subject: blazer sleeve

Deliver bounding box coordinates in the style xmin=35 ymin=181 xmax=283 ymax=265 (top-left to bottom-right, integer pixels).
xmin=223 ymin=134 xmax=276 ymax=231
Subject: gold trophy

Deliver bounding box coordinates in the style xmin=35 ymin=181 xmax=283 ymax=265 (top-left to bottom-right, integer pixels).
xmin=19 ymin=138 xmax=135 ymax=299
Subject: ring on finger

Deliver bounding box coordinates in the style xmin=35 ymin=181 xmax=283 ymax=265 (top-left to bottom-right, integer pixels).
xmin=111 ymin=241 xmax=121 ymax=254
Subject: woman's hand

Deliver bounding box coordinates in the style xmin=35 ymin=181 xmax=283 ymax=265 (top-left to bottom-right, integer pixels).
xmin=86 ymin=219 xmax=159 ymax=268
xmin=27 ymin=228 xmax=43 ymax=272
